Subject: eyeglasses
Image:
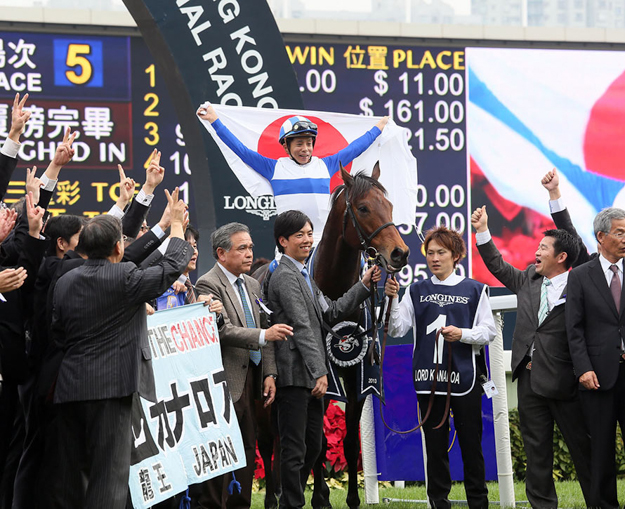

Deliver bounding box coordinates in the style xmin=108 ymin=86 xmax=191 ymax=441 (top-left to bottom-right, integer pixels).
xmin=605 ymin=231 xmax=625 ymax=239
xmin=122 ymin=235 xmax=128 ymax=242
xmin=291 ymin=121 xmax=317 ymax=133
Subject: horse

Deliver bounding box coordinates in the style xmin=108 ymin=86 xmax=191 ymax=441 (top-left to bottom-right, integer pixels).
xmin=254 ymin=163 xmax=410 ymax=509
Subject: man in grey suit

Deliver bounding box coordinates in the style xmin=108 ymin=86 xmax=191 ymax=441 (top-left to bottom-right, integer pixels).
xmin=192 ymin=222 xmax=293 ymax=509
xmin=267 ymin=210 xmax=380 ymax=509
xmin=471 ymin=204 xmax=591 ymax=508
xmin=50 ymin=189 xmax=192 ymax=509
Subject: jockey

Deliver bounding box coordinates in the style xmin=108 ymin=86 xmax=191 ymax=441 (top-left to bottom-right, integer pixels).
xmin=197 ymin=103 xmax=388 ymax=246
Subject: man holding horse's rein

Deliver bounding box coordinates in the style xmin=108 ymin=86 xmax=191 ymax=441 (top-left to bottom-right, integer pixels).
xmin=384 ymin=226 xmax=496 ymax=509
xmin=197 ymin=103 xmax=388 ymax=246
xmin=267 ymin=210 xmax=381 ymax=509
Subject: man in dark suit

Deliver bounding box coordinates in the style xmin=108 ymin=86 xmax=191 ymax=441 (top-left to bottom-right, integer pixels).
xmin=566 ymin=206 xmax=625 ymax=509
xmin=267 ymin=210 xmax=379 ymax=509
xmin=191 ymin=222 xmax=292 ymax=509
xmin=49 ymin=188 xmax=191 ymax=509
xmin=472 ymin=204 xmax=590 ymax=507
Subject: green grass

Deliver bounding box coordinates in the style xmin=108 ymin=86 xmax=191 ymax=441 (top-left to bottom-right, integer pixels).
xmin=250 ymin=480 xmax=625 ymax=508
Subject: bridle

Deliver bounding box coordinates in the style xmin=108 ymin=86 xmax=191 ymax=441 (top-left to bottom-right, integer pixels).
xmin=341 ymin=188 xmax=395 ymax=254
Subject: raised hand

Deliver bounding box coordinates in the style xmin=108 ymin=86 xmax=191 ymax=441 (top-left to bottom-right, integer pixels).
xmin=197 ymin=102 xmax=218 ymax=123
xmin=116 ymin=164 xmax=136 ymax=209
xmin=52 ymin=127 xmax=78 ymax=167
xmin=0 ymin=208 xmax=17 ymax=243
xmin=9 ymin=93 xmax=31 ymax=142
xmin=26 ymin=191 xmax=44 ymax=238
xmin=25 ymin=166 xmax=42 ymax=205
xmin=541 ymin=168 xmax=561 ymax=200
xmin=144 ymin=149 xmax=165 ymax=194
xmin=470 ymin=205 xmax=488 ymax=233
xmin=0 ymin=267 xmax=27 ymax=293
xmin=375 ymin=116 xmax=390 ymax=131
xmin=166 ymin=187 xmax=186 ymax=224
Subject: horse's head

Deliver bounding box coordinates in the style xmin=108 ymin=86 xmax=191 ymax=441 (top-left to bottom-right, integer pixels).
xmin=334 ymin=163 xmax=410 ymax=273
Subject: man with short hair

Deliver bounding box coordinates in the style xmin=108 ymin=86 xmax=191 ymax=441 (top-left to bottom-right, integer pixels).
xmin=49 ymin=189 xmax=191 ymax=509
xmin=472 ymin=204 xmax=591 ymax=508
xmin=267 ymin=210 xmax=379 ymax=509
xmin=192 ymin=222 xmax=293 ymax=509
xmin=566 ymin=206 xmax=625 ymax=509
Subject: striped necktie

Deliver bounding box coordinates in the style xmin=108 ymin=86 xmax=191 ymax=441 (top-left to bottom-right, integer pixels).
xmin=184 ymin=279 xmax=196 ymax=304
xmin=235 ymin=278 xmax=261 ymax=365
xmin=538 ymin=278 xmax=552 ymax=325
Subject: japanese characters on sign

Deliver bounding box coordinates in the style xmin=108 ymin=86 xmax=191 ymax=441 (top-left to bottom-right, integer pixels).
xmin=129 ymin=304 xmax=245 ymax=508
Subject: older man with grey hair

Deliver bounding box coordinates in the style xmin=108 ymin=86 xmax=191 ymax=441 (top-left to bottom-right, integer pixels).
xmin=566 ymin=207 xmax=625 ymax=509
xmin=191 ymin=222 xmax=292 ymax=509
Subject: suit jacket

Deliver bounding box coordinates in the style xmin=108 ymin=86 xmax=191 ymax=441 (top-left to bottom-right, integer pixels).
xmin=0 ymin=150 xmax=18 ymax=202
xmin=267 ymin=256 xmax=369 ymax=390
xmin=0 ymin=235 xmax=47 ymax=384
xmin=478 ymin=239 xmax=577 ymax=399
xmin=52 ymin=237 xmax=192 ymax=404
xmin=566 ymin=256 xmax=625 ymax=391
xmin=195 ymin=264 xmax=277 ymax=403
xmin=552 ymin=208 xmax=596 ymax=267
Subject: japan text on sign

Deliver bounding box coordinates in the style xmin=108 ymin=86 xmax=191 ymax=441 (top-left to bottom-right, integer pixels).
xmin=129 ymin=304 xmax=244 ymax=508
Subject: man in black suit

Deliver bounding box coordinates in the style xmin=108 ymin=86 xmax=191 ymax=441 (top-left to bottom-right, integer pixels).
xmin=49 ymin=188 xmax=192 ymax=509
xmin=566 ymin=206 xmax=625 ymax=509
xmin=472 ymin=204 xmax=590 ymax=507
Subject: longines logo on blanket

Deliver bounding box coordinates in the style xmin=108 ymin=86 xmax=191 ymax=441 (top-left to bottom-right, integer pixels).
xmin=223 ymin=195 xmax=277 ymax=221
xmin=419 ymin=294 xmax=469 ymax=307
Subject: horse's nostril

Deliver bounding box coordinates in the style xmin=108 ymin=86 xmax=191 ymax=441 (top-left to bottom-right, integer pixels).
xmin=391 ymin=247 xmax=410 ymax=266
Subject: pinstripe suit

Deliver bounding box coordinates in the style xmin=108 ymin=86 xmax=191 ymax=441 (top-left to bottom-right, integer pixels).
xmin=49 ymin=237 xmax=191 ymax=509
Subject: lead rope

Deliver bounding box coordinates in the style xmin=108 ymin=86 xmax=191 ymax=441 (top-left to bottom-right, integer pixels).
xmin=377 ymin=276 xmax=453 ymax=434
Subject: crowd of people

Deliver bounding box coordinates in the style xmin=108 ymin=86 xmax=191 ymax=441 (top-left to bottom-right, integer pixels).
xmin=0 ymin=90 xmax=623 ymax=509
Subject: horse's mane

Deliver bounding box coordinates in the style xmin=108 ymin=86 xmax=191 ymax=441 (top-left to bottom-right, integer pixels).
xmin=330 ymin=170 xmax=387 ymax=207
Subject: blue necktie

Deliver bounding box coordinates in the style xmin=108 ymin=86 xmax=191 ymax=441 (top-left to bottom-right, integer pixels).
xmin=235 ymin=278 xmax=261 ymax=365
xmin=301 ymin=267 xmax=314 ymax=297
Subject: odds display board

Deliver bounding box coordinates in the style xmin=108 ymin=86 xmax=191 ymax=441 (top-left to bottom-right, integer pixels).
xmin=286 ymin=42 xmax=470 ymax=288
xmin=0 ymin=31 xmax=191 ymax=220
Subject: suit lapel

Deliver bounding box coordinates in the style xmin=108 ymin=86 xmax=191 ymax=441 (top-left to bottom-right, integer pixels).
xmin=216 ymin=267 xmax=247 ymax=326
xmin=282 ymin=257 xmax=322 ymax=320
xmin=589 ymin=258 xmax=619 ymax=318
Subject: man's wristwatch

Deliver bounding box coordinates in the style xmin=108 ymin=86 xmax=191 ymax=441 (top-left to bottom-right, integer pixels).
xmin=266 ymin=374 xmax=277 ymax=380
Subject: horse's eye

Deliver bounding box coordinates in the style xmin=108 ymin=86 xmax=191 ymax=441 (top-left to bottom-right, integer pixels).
xmin=357 ymin=206 xmax=369 ymax=214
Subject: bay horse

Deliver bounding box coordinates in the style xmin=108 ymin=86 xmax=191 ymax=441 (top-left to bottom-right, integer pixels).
xmin=254 ymin=163 xmax=410 ymax=509
xmin=310 ymin=163 xmax=409 ymax=509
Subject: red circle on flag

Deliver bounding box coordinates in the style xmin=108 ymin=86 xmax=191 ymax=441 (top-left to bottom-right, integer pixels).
xmin=584 ymin=70 xmax=625 ymax=181
xmin=257 ymin=116 xmax=351 ymax=191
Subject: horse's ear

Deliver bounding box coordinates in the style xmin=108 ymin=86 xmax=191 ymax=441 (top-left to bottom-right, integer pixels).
xmin=340 ymin=163 xmax=353 ymax=187
xmin=371 ymin=161 xmax=381 ymax=181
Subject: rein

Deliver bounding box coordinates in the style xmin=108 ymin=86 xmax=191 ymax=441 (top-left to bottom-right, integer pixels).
xmin=376 ymin=279 xmax=453 ymax=434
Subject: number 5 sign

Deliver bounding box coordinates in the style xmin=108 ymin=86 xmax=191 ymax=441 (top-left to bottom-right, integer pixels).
xmin=53 ymin=39 xmax=103 ymax=87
